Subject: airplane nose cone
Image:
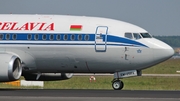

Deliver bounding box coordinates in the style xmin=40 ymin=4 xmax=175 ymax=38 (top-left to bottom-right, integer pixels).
xmin=161 ymin=47 xmax=174 ymax=59
xmin=152 ymin=38 xmax=174 ymax=62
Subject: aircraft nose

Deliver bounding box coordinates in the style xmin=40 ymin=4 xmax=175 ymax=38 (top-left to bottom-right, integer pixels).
xmin=152 ymin=38 xmax=174 ymax=62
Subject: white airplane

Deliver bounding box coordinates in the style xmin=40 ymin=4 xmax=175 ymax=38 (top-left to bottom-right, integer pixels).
xmin=0 ymin=14 xmax=174 ymax=90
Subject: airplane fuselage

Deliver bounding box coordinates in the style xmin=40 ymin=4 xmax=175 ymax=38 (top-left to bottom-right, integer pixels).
xmin=0 ymin=14 xmax=174 ymax=89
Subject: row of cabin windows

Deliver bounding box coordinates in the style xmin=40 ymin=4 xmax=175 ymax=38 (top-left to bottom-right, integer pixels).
xmin=0 ymin=34 xmax=90 ymax=41
xmin=0 ymin=34 xmax=17 ymax=40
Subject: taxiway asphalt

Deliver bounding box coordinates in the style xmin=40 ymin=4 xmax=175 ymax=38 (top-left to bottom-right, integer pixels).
xmin=0 ymin=89 xmax=179 ymax=101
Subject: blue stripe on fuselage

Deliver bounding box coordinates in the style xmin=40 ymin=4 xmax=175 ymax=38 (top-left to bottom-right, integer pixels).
xmin=0 ymin=33 xmax=148 ymax=47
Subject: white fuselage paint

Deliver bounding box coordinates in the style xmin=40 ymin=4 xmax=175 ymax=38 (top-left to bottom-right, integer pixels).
xmin=0 ymin=14 xmax=174 ymax=74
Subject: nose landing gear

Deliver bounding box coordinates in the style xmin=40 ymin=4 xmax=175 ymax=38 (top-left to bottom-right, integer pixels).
xmin=112 ymin=79 xmax=124 ymax=90
xmin=112 ymin=70 xmax=139 ymax=90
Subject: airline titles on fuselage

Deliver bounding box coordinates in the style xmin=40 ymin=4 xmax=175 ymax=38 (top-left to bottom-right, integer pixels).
xmin=0 ymin=22 xmax=54 ymax=31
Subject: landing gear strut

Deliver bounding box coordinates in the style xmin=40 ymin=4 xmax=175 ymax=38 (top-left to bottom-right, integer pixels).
xmin=112 ymin=79 xmax=124 ymax=90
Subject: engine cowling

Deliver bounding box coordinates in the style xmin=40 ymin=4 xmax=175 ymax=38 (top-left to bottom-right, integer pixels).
xmin=24 ymin=73 xmax=73 ymax=81
xmin=0 ymin=54 xmax=22 ymax=82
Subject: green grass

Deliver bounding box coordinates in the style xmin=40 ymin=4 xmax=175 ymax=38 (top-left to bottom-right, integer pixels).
xmin=143 ymin=58 xmax=180 ymax=74
xmin=43 ymin=76 xmax=180 ymax=90
xmin=44 ymin=76 xmax=113 ymax=89
xmin=1 ymin=76 xmax=180 ymax=90
xmin=123 ymin=76 xmax=180 ymax=90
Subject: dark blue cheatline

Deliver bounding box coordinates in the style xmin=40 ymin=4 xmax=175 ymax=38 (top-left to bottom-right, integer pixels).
xmin=0 ymin=33 xmax=148 ymax=47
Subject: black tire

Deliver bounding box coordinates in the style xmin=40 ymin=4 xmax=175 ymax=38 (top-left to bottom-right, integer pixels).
xmin=112 ymin=80 xmax=124 ymax=90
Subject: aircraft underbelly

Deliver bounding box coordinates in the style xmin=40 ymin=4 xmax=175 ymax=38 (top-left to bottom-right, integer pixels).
xmin=4 ymin=45 xmax=153 ymax=73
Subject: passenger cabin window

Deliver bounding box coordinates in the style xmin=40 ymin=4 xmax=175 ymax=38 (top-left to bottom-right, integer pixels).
xmin=78 ymin=34 xmax=82 ymax=41
xmin=50 ymin=34 xmax=54 ymax=40
xmin=84 ymin=34 xmax=89 ymax=41
xmin=34 ymin=34 xmax=39 ymax=40
xmin=133 ymin=33 xmax=141 ymax=40
xmin=125 ymin=33 xmax=133 ymax=39
xmin=64 ymin=34 xmax=68 ymax=40
xmin=42 ymin=34 xmax=47 ymax=40
xmin=6 ymin=34 xmax=10 ymax=40
xmin=27 ymin=34 xmax=32 ymax=40
xmin=12 ymin=34 xmax=17 ymax=40
xmin=71 ymin=34 xmax=75 ymax=40
xmin=140 ymin=33 xmax=152 ymax=38
xmin=56 ymin=34 xmax=61 ymax=40
xmin=0 ymin=34 xmax=3 ymax=40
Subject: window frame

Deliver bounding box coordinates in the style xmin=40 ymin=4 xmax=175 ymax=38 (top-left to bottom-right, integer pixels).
xmin=56 ymin=34 xmax=61 ymax=40
xmin=140 ymin=33 xmax=152 ymax=38
xmin=6 ymin=34 xmax=10 ymax=40
xmin=78 ymin=34 xmax=82 ymax=41
xmin=12 ymin=34 xmax=17 ymax=40
xmin=49 ymin=34 xmax=54 ymax=40
xmin=70 ymin=34 xmax=75 ymax=41
xmin=42 ymin=34 xmax=47 ymax=40
xmin=34 ymin=34 xmax=39 ymax=40
xmin=84 ymin=34 xmax=89 ymax=41
xmin=64 ymin=34 xmax=68 ymax=41
xmin=27 ymin=34 xmax=32 ymax=40
xmin=0 ymin=34 xmax=4 ymax=40
xmin=133 ymin=33 xmax=141 ymax=40
xmin=125 ymin=33 xmax=133 ymax=39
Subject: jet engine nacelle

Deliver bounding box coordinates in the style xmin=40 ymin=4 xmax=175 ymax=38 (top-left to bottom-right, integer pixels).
xmin=23 ymin=73 xmax=73 ymax=81
xmin=0 ymin=54 xmax=22 ymax=82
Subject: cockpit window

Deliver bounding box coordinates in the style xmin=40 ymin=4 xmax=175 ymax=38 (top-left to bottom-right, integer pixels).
xmin=125 ymin=33 xmax=133 ymax=39
xmin=140 ymin=33 xmax=152 ymax=38
xmin=133 ymin=33 xmax=141 ymax=40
